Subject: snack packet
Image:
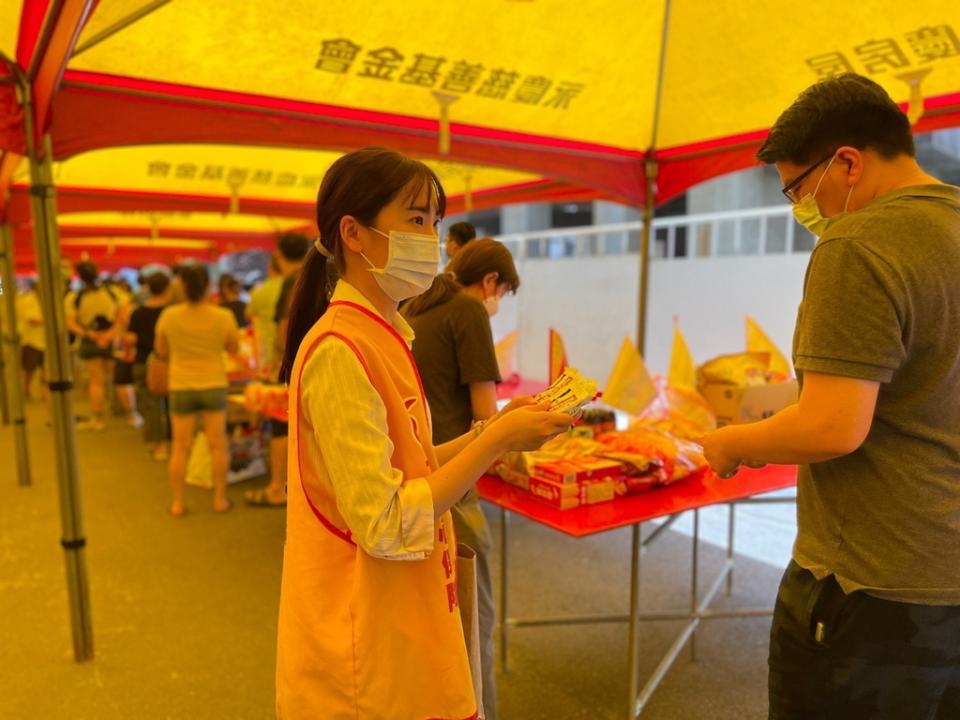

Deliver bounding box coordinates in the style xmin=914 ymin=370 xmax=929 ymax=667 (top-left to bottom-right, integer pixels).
xmin=534 ymin=367 xmax=599 ymax=416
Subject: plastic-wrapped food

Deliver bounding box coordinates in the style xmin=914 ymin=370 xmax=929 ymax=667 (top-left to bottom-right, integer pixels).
xmin=596 ymin=427 xmax=707 ymax=491
xmin=241 ymin=380 xmax=287 ymax=415
xmin=631 ymin=376 xmax=716 ymax=440
xmin=697 ymin=352 xmax=770 ymax=387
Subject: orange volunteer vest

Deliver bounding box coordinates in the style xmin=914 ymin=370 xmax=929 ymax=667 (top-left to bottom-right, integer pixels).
xmin=276 ymin=300 xmax=477 ymax=720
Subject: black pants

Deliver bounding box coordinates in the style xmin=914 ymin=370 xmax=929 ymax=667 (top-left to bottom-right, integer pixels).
xmin=769 ymin=560 xmax=960 ymax=719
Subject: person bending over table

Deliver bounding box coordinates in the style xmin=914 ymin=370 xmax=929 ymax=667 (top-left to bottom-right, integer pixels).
xmin=702 ymin=73 xmax=960 ymax=720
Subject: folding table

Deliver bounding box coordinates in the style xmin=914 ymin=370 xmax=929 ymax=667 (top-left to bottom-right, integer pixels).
xmin=477 ymin=464 xmax=798 ymax=719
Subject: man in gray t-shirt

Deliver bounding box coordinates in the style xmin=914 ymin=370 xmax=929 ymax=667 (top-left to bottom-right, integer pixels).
xmin=703 ymin=73 xmax=960 ymax=717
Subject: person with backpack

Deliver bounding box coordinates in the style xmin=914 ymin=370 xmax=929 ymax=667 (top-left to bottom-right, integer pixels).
xmin=65 ymin=261 xmax=120 ymax=431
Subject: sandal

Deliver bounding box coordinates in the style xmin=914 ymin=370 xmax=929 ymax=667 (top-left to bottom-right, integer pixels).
xmin=244 ymin=487 xmax=286 ymax=507
xmin=214 ymin=498 xmax=233 ymax=513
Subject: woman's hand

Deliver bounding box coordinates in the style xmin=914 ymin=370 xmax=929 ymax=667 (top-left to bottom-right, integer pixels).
xmin=487 ymin=395 xmax=538 ymax=425
xmin=488 ymin=403 xmax=573 ymax=453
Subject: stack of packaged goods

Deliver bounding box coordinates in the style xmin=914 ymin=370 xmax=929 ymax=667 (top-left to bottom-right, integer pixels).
xmin=493 ymin=371 xmax=716 ymax=510
xmin=243 ymin=381 xmax=289 ymax=417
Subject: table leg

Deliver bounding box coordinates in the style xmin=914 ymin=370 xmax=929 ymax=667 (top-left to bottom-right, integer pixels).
xmin=500 ymin=507 xmax=510 ymax=673
xmin=726 ymin=503 xmax=736 ymax=596
xmin=690 ymin=509 xmax=700 ymax=661
xmin=626 ymin=522 xmax=643 ymax=720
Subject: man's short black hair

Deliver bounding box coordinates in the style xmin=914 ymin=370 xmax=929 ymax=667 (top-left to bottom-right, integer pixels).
xmin=447 ymin=221 xmax=476 ymax=248
xmin=757 ymin=73 xmax=914 ymax=166
xmin=75 ymin=261 xmax=99 ymax=286
xmin=145 ymin=272 xmax=170 ymax=296
xmin=276 ymin=232 xmax=310 ymax=262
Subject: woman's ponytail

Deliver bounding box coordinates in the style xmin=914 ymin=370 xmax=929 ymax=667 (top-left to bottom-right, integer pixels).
xmin=278 ymin=247 xmax=334 ymax=383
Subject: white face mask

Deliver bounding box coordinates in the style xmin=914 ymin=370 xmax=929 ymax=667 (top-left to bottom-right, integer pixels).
xmin=361 ymin=227 xmax=440 ymax=302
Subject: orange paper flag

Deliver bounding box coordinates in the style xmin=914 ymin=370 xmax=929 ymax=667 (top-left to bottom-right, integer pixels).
xmin=745 ymin=315 xmax=792 ymax=377
xmin=602 ymin=336 xmax=657 ymax=415
xmin=668 ymin=322 xmax=696 ymax=389
xmin=548 ymin=328 xmax=568 ymax=384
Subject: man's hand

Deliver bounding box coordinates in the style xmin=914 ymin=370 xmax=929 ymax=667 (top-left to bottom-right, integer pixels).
xmin=702 ymin=426 xmax=742 ymax=479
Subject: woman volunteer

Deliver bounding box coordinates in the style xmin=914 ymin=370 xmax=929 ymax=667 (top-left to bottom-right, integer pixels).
xmin=275 ymin=147 xmax=571 ymax=720
xmin=402 ymin=238 xmax=521 ymax=720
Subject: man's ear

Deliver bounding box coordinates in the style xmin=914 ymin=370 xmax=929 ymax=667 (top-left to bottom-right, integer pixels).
xmin=340 ymin=216 xmax=363 ymax=253
xmin=836 ymin=146 xmax=864 ymax=186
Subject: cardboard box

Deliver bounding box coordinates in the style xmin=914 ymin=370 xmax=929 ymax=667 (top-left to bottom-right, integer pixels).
xmin=527 ymin=475 xmax=616 ymax=510
xmin=534 ymin=457 xmax=625 ymax=485
xmin=698 ymin=380 xmax=799 ymax=427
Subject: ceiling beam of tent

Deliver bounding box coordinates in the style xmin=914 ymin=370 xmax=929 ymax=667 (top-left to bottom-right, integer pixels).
xmin=51 ymin=71 xmax=648 ymax=205
xmin=14 ymin=223 xmax=283 ymax=245
xmin=0 ymin=60 xmax=25 ymax=157
xmin=5 ymin=184 xmax=316 ymax=224
xmin=4 ymin=177 xmax=607 ymax=227
xmin=21 ymin=0 xmax=96 ymax=154
xmin=71 ymin=0 xmax=172 ymax=58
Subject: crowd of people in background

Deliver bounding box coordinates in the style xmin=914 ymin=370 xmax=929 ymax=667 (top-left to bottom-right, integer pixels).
xmin=13 ymin=230 xmax=313 ymax=517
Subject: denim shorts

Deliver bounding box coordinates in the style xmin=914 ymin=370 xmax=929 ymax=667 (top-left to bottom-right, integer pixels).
xmin=168 ymin=387 xmax=228 ymax=415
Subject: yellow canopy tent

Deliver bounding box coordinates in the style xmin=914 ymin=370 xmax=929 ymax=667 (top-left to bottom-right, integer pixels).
xmin=1 ymin=1 xmax=959 ymax=705
xmin=3 ymin=1 xmax=958 ymax=206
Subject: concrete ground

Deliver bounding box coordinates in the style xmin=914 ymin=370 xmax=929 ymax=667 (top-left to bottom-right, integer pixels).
xmin=0 ymin=398 xmax=792 ymax=719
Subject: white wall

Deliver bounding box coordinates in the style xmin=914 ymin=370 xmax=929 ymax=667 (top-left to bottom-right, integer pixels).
xmin=494 ymin=253 xmax=811 ymax=387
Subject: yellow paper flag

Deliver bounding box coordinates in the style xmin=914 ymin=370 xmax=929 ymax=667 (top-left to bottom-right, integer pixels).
xmin=494 ymin=330 xmax=519 ymax=380
xmin=745 ymin=315 xmax=792 ymax=377
xmin=548 ymin=328 xmax=568 ymax=384
xmin=602 ymin=337 xmax=657 ymax=415
xmin=668 ymin=324 xmax=696 ymax=389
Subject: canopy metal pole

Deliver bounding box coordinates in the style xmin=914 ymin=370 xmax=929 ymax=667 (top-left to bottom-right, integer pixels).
xmin=635 ymin=159 xmax=658 ymax=353
xmin=0 ymin=293 xmax=9 ymax=425
xmin=0 ymin=222 xmax=32 ymax=485
xmin=20 ymin=80 xmax=94 ymax=662
xmin=636 ymin=0 xmax=671 ymax=355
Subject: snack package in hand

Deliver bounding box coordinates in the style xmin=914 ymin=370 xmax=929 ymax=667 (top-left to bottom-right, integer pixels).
xmin=534 ymin=367 xmax=599 ymax=416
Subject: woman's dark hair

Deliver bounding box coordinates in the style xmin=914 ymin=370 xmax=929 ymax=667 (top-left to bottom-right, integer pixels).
xmin=279 ymin=147 xmax=446 ymax=383
xmin=757 ymin=73 xmax=915 ymax=165
xmin=75 ymin=261 xmax=99 ymax=287
xmin=403 ymin=238 xmax=520 ymax=318
xmin=179 ymin=263 xmax=210 ymax=303
xmin=145 ymin=272 xmax=170 ymax=296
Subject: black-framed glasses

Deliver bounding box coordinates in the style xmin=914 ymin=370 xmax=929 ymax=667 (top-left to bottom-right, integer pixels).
xmin=781 ymin=152 xmax=835 ymax=203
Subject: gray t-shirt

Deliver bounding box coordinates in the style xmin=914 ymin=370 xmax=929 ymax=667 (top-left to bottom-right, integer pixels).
xmin=792 ymin=183 xmax=960 ymax=604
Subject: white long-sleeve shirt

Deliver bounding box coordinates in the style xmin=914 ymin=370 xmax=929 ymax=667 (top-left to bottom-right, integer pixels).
xmin=299 ymin=281 xmax=435 ymax=560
